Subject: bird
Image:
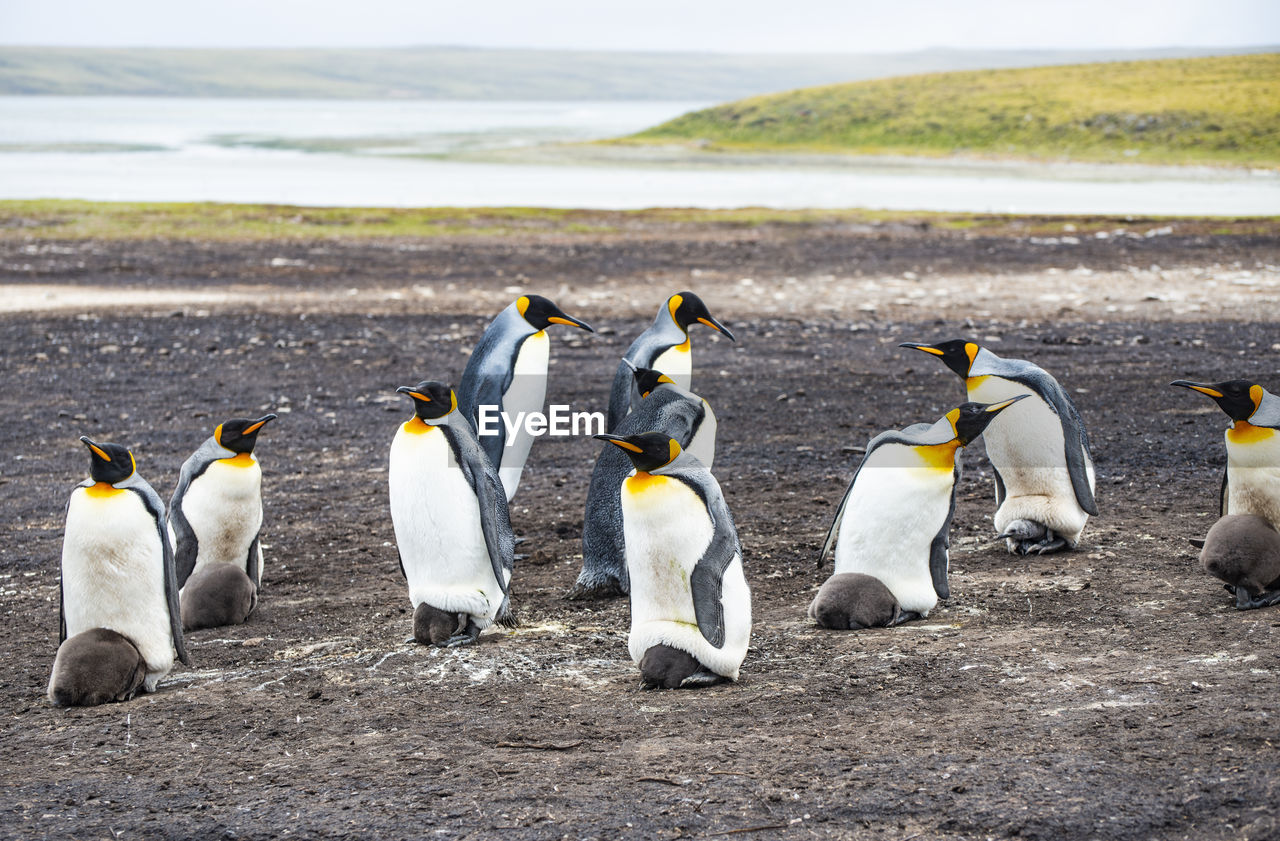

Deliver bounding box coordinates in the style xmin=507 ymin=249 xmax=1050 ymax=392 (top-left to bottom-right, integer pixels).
xmin=815 ymin=398 xmax=1025 ymax=625
xmin=1198 ymin=514 xmax=1280 ymax=610
xmin=606 ymin=291 xmax=733 ymax=432
xmin=1171 ymin=379 xmax=1280 ymax=529
xmin=169 ymin=414 xmax=276 ymax=629
xmin=595 ymin=431 xmax=749 ymax=689
xmin=456 ymin=294 xmax=593 ymax=501
xmin=569 ymin=364 xmax=717 ymax=599
xmin=902 ymin=340 xmax=1097 ymax=555
xmin=389 ymin=381 xmax=515 ymax=646
xmin=54 ymin=437 xmax=188 ymax=702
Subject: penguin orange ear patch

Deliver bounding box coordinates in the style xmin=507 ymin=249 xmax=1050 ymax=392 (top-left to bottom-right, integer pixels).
xmin=667 ymin=439 xmax=683 ymax=463
xmin=516 ymin=296 xmax=531 ymax=317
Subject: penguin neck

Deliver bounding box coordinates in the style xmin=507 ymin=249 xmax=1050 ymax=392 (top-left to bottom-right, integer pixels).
xmin=625 ymin=470 xmax=668 ymax=493
xmin=914 ymin=440 xmax=962 ymax=470
xmin=405 ymin=414 xmax=450 ymax=435
xmin=1228 ymin=420 xmax=1275 ymax=445
xmin=84 ymin=481 xmax=126 ymax=499
xmin=220 ymin=452 xmax=257 ymax=467
xmin=965 ymin=375 xmax=988 ymax=390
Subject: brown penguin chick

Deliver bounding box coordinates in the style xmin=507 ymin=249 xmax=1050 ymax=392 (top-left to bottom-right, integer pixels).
xmin=47 ymin=628 xmax=148 ymax=707
xmin=413 ymin=603 xmax=482 ymax=647
xmin=181 ymin=563 xmax=258 ymax=631
xmin=638 ymin=644 xmax=727 ymax=689
xmin=1200 ymin=514 xmax=1280 ymax=610
xmin=808 ymin=572 xmax=903 ymax=630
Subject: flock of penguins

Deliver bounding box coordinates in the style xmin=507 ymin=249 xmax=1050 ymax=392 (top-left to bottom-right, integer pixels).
xmin=48 ymin=291 xmax=1280 ymax=705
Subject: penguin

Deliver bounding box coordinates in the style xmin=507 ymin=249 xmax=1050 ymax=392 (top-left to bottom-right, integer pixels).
xmin=389 ymin=381 xmax=515 ymax=646
xmin=595 ymin=431 xmax=749 ymax=689
xmin=181 ymin=563 xmax=258 ymax=631
xmin=901 ymin=340 xmax=1098 ymax=555
xmin=1170 ymin=379 xmax=1280 ymax=529
xmin=58 ymin=437 xmax=189 ymax=696
xmin=569 ymin=365 xmax=718 ymax=599
xmin=606 ymin=292 xmax=734 ymax=432
xmin=1198 ymin=514 xmax=1280 ymax=610
xmin=47 ymin=628 xmax=148 ymax=707
xmin=816 ymin=398 xmax=1026 ymax=624
xmin=456 ymin=295 xmax=593 ymax=501
xmin=807 ymin=573 xmax=901 ymax=631
xmin=170 ymin=414 xmax=276 ymax=629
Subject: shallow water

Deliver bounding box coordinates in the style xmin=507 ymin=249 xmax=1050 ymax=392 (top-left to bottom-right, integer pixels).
xmin=1 ymin=97 xmax=1275 ymax=214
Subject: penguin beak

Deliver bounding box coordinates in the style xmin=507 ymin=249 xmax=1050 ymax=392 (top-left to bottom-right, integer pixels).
xmin=1170 ymin=380 xmax=1224 ymax=399
xmin=397 ymin=385 xmax=430 ymax=402
xmin=244 ymin=414 xmax=278 ymax=435
xmin=547 ymin=309 xmax=595 ymax=333
xmin=984 ymin=395 xmax=1029 ymax=414
xmin=593 ymin=433 xmax=644 ymax=454
xmin=697 ymin=315 xmax=735 ymax=342
xmin=79 ymin=436 xmax=111 ymax=462
xmin=899 ymin=342 xmax=945 ymax=356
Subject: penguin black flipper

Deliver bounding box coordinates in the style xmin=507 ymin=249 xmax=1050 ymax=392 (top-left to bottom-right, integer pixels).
xmin=1001 ymin=367 xmax=1098 ymax=517
xmin=928 ymin=472 xmax=959 ymax=600
xmin=673 ymin=472 xmax=741 ymax=649
xmin=441 ymin=424 xmax=516 ymax=622
xmin=1220 ymin=469 xmax=1230 ymax=517
xmin=819 ymin=425 xmax=934 ymax=565
xmin=168 ymin=442 xmax=218 ymax=588
xmin=124 ymin=477 xmax=190 ymax=667
xmin=992 ymin=465 xmax=1007 ymax=509
xmin=245 ymin=533 xmax=262 ymax=590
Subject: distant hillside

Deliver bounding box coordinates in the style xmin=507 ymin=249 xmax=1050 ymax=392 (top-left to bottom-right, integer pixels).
xmin=627 ymin=54 xmax=1280 ymax=167
xmin=0 ymin=45 xmax=1275 ymax=101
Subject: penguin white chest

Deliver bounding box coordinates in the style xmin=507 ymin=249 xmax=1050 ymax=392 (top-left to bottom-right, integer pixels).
xmin=1225 ymin=424 xmax=1280 ymax=527
xmin=969 ymin=377 xmax=1076 ymax=487
xmin=621 ymin=474 xmax=712 ymax=625
xmin=388 ymin=424 xmax=500 ymax=619
xmin=62 ymin=486 xmax=174 ymax=678
xmin=652 ymin=340 xmax=692 ymax=390
xmin=496 ymin=330 xmax=550 ymax=498
xmin=833 ymin=445 xmax=956 ymax=614
xmin=181 ymin=457 xmax=263 ymax=576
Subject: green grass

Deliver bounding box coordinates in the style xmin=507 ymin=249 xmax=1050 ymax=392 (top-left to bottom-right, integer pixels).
xmin=626 ymin=54 xmax=1280 ymax=167
xmin=1 ymin=200 xmax=1275 ymax=242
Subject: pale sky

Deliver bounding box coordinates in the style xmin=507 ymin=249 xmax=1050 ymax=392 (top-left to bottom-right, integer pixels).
xmin=1 ymin=0 xmax=1277 ymax=53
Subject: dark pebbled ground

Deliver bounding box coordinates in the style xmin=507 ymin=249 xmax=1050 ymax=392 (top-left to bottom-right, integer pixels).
xmin=2 ymin=227 xmax=1280 ymax=841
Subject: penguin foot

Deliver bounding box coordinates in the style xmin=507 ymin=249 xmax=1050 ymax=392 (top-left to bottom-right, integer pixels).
xmin=564 ymin=576 xmax=628 ymax=601
xmin=678 ymin=670 xmax=729 ymax=689
xmin=891 ymin=610 xmax=924 ymax=626
xmin=1234 ymin=587 xmax=1280 ymax=611
xmin=997 ymin=520 xmax=1071 ymax=555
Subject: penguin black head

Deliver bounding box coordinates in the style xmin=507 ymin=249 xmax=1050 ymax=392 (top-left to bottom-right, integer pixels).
xmin=396 ymin=381 xmax=456 ymax=421
xmin=630 ymin=365 xmax=676 ymax=399
xmin=947 ymin=396 xmax=1028 ymax=445
xmin=1170 ymin=379 xmax=1261 ymax=422
xmin=517 ymin=295 xmax=594 ymax=333
xmin=215 ymin=414 xmax=277 ymax=454
xmin=669 ymin=292 xmax=735 ymax=341
xmin=79 ymin=436 xmax=135 ymax=485
xmin=595 ymin=431 xmax=683 ymax=473
xmin=900 ymin=339 xmax=978 ymax=379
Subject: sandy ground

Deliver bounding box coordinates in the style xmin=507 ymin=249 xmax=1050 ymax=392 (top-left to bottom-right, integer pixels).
xmin=2 ymin=218 xmax=1280 ymax=840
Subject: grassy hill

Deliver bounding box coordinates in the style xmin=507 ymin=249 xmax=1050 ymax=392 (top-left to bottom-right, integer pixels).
xmin=0 ymin=45 xmax=1275 ymax=102
xmin=626 ymin=54 xmax=1280 ymax=167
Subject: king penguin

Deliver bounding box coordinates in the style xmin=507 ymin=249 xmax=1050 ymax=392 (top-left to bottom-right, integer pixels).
xmin=606 ymin=292 xmax=734 ymax=432
xmin=169 ymin=414 xmax=276 ymax=629
xmin=902 ymin=340 xmax=1098 ymax=555
xmin=1198 ymin=514 xmax=1280 ymax=610
xmin=389 ymin=381 xmax=516 ymax=646
xmin=456 ymin=295 xmax=593 ymax=501
xmin=595 ymin=431 xmax=749 ymax=689
xmin=569 ymin=365 xmax=718 ymax=599
xmin=814 ymin=398 xmax=1025 ymax=626
xmin=53 ymin=437 xmax=189 ymax=702
xmin=1171 ymin=379 xmax=1280 ymax=529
